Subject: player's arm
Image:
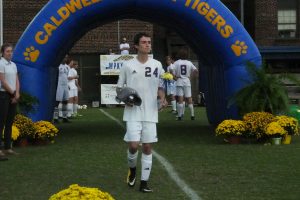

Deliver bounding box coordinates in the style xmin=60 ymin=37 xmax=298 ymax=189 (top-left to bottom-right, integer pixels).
xmin=116 ymin=65 xmax=133 ymax=106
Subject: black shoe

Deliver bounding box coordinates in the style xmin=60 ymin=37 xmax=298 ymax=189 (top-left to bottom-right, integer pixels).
xmin=191 ymin=116 xmax=195 ymax=120
xmin=127 ymin=167 xmax=136 ymax=187
xmin=176 ymin=116 xmax=182 ymax=121
xmin=53 ymin=119 xmax=59 ymax=123
xmin=63 ymin=118 xmax=71 ymax=123
xmin=139 ymin=181 xmax=153 ymax=193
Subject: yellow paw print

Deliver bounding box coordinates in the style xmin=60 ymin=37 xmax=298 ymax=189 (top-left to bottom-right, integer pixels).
xmin=23 ymin=46 xmax=40 ymax=62
xmin=231 ymin=41 xmax=248 ymax=57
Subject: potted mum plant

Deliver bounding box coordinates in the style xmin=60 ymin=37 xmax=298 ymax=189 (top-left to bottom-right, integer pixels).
xmin=33 ymin=121 xmax=59 ymax=145
xmin=275 ymin=116 xmax=299 ymax=144
xmin=265 ymin=122 xmax=287 ymax=145
xmin=215 ymin=119 xmax=246 ymax=144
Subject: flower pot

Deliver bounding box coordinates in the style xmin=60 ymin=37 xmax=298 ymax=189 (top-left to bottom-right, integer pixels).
xmin=282 ymin=135 xmax=292 ymax=145
xmin=16 ymin=138 xmax=29 ymax=147
xmin=270 ymin=137 xmax=282 ymax=145
xmin=227 ymin=136 xmax=241 ymax=144
xmin=33 ymin=139 xmax=49 ymax=146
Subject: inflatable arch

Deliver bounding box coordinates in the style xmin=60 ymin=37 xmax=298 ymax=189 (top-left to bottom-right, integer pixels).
xmin=13 ymin=0 xmax=261 ymax=124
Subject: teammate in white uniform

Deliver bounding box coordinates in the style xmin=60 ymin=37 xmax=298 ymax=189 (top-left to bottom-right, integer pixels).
xmin=53 ymin=56 xmax=73 ymax=123
xmin=166 ymin=56 xmax=177 ymax=114
xmin=120 ymin=37 xmax=130 ymax=55
xmin=67 ymin=61 xmax=79 ymax=118
xmin=173 ymin=49 xmax=198 ymax=120
xmin=117 ymin=33 xmax=167 ymax=193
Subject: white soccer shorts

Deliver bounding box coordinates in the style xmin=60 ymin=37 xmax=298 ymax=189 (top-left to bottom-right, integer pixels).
xmin=167 ymin=82 xmax=176 ymax=96
xmin=56 ymin=85 xmax=69 ymax=101
xmin=69 ymin=89 xmax=78 ymax=98
xmin=176 ymin=86 xmax=192 ymax=98
xmin=124 ymin=121 xmax=158 ymax=143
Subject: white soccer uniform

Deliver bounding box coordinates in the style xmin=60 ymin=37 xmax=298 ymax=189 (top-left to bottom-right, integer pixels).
xmin=0 ymin=58 xmax=17 ymax=92
xmin=166 ymin=64 xmax=176 ymax=96
xmin=117 ymin=57 xmax=164 ymax=143
xmin=120 ymin=43 xmax=130 ymax=55
xmin=56 ymin=64 xmax=70 ymax=101
xmin=173 ymin=59 xmax=197 ymax=98
xmin=68 ymin=68 xmax=78 ymax=98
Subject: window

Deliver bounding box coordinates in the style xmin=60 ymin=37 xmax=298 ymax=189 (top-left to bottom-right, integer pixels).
xmin=278 ymin=0 xmax=298 ymax=38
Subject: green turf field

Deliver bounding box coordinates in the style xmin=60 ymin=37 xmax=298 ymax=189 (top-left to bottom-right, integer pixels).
xmin=1 ymin=107 xmax=300 ymax=200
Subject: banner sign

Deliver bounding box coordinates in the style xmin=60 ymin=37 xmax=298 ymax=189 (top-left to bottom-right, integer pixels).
xmin=101 ymin=84 xmax=124 ymax=105
xmin=100 ymin=54 xmax=153 ymax=75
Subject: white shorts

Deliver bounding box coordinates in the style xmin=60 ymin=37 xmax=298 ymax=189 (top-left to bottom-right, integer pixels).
xmin=176 ymin=86 xmax=192 ymax=98
xmin=167 ymin=81 xmax=176 ymax=96
xmin=56 ymin=85 xmax=69 ymax=101
xmin=124 ymin=121 xmax=158 ymax=143
xmin=69 ymin=89 xmax=78 ymax=98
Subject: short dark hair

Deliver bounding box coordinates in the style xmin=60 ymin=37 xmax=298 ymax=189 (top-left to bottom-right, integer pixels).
xmin=1 ymin=43 xmax=13 ymax=56
xmin=177 ymin=48 xmax=188 ymax=60
xmin=65 ymin=57 xmax=73 ymax=65
xmin=134 ymin=32 xmax=151 ymax=45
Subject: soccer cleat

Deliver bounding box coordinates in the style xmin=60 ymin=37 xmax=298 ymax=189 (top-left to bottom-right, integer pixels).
xmin=127 ymin=168 xmax=136 ymax=187
xmin=191 ymin=116 xmax=195 ymax=120
xmin=53 ymin=119 xmax=59 ymax=123
xmin=176 ymin=116 xmax=182 ymax=121
xmin=171 ymin=110 xmax=178 ymax=114
xmin=139 ymin=181 xmax=153 ymax=193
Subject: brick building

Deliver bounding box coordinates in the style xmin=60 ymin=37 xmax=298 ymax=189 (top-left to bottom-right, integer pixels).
xmin=1 ymin=0 xmax=300 ymax=103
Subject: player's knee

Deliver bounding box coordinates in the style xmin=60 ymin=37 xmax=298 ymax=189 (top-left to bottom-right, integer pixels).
xmin=142 ymin=144 xmax=152 ymax=155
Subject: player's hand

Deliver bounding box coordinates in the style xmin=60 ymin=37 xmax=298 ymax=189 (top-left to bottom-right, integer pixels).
xmin=11 ymin=97 xmax=18 ymax=104
xmin=15 ymin=92 xmax=20 ymax=101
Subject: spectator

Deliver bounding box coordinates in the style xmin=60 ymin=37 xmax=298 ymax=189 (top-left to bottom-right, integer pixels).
xmin=0 ymin=43 xmax=20 ymax=160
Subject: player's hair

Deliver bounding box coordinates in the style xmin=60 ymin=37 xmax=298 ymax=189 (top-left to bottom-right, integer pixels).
xmin=134 ymin=32 xmax=151 ymax=45
xmin=65 ymin=57 xmax=73 ymax=65
xmin=177 ymin=48 xmax=189 ymax=60
xmin=0 ymin=43 xmax=13 ymax=57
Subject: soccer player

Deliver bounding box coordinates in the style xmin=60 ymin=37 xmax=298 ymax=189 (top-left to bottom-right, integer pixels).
xmin=67 ymin=60 xmax=80 ymax=118
xmin=117 ymin=32 xmax=167 ymax=193
xmin=173 ymin=48 xmax=198 ymax=121
xmin=53 ymin=56 xmax=73 ymax=123
xmin=165 ymin=56 xmax=177 ymax=114
xmin=120 ymin=37 xmax=130 ymax=55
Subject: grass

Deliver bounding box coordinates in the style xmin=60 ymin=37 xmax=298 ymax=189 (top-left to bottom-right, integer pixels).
xmin=1 ymin=107 xmax=300 ymax=200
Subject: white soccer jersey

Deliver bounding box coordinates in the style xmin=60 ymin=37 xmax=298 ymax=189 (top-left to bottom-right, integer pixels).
xmin=167 ymin=64 xmax=175 ymax=73
xmin=0 ymin=58 xmax=17 ymax=92
xmin=68 ymin=68 xmax=78 ymax=90
xmin=117 ymin=57 xmax=165 ymax=123
xmin=120 ymin=43 xmax=130 ymax=55
xmin=173 ymin=59 xmax=197 ymax=86
xmin=57 ymin=64 xmax=69 ymax=86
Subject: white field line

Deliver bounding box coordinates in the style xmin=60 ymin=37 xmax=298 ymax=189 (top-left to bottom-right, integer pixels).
xmin=99 ymin=109 xmax=201 ymax=200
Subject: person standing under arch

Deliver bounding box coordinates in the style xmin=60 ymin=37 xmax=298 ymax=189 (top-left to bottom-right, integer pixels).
xmin=117 ymin=32 xmax=167 ymax=193
xmin=173 ymin=48 xmax=198 ymax=121
xmin=0 ymin=43 xmax=20 ymax=160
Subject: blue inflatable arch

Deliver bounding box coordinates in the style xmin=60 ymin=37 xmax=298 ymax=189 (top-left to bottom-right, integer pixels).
xmin=13 ymin=0 xmax=261 ymax=124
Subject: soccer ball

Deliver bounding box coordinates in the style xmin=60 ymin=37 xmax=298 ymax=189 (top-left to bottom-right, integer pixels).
xmin=82 ymin=105 xmax=87 ymax=109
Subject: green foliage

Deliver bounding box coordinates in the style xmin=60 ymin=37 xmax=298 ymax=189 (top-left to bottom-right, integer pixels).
xmin=229 ymin=62 xmax=300 ymax=115
xmin=17 ymin=92 xmax=39 ymax=115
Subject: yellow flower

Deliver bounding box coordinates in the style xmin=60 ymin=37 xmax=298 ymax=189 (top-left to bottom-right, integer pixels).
xmin=34 ymin=121 xmax=59 ymax=140
xmin=265 ymin=122 xmax=287 ymax=137
xmin=216 ymin=120 xmax=246 ymax=136
xmin=161 ymin=72 xmax=173 ymax=80
xmin=1 ymin=125 xmax=20 ymax=141
xmin=275 ymin=115 xmax=299 ymax=135
xmin=14 ymin=114 xmax=36 ymax=139
xmin=49 ymin=184 xmax=115 ymax=200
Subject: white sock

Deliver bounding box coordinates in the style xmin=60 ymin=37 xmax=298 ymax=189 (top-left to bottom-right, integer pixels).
xmin=128 ymin=150 xmax=138 ymax=168
xmin=189 ymin=104 xmax=194 ymax=117
xmin=183 ymin=102 xmax=186 ymax=115
xmin=67 ymin=103 xmax=73 ymax=117
xmin=62 ymin=104 xmax=68 ymax=118
xmin=53 ymin=107 xmax=59 ymax=120
xmin=178 ymin=103 xmax=184 ymax=117
xmin=73 ymin=104 xmax=78 ymax=115
xmin=58 ymin=103 xmax=63 ymax=118
xmin=171 ymin=100 xmax=176 ymax=111
xmin=141 ymin=153 xmax=152 ymax=181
